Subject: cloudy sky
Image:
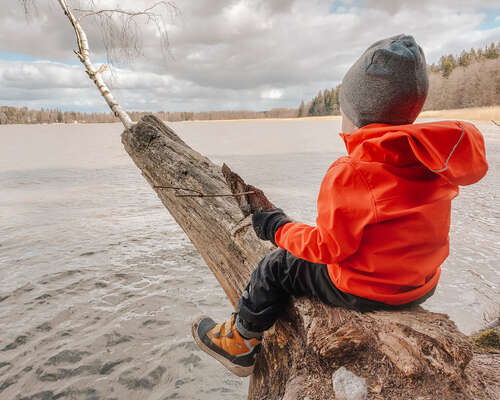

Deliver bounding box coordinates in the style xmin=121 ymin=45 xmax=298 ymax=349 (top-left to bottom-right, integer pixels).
xmin=1 ymin=0 xmax=499 ymax=112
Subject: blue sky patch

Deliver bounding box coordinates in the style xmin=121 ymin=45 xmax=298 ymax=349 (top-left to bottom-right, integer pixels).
xmin=0 ymin=50 xmax=108 ymax=67
xmin=0 ymin=51 xmax=39 ymax=62
xmin=477 ymin=8 xmax=500 ymax=31
xmin=329 ymin=0 xmax=364 ymax=14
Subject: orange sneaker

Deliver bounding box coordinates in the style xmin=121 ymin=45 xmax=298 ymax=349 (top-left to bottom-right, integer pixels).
xmin=192 ymin=313 xmax=262 ymax=377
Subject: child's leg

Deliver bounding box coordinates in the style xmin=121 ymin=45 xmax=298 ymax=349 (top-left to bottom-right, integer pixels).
xmin=192 ymin=248 xmax=357 ymax=376
xmin=236 ymin=248 xmax=363 ymax=336
xmin=192 ymin=248 xmax=437 ymax=376
xmin=236 ymin=249 xmax=437 ymax=338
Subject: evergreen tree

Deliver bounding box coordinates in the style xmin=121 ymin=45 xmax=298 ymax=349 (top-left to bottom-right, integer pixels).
xmin=332 ymin=86 xmax=340 ymax=113
xmin=315 ymin=90 xmax=324 ymax=115
xmin=324 ymin=89 xmax=333 ymax=115
xmin=309 ymin=91 xmax=323 ymax=116
xmin=308 ymin=99 xmax=316 ymax=116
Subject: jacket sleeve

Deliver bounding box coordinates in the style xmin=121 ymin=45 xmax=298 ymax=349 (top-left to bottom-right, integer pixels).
xmin=274 ymin=159 xmax=377 ymax=264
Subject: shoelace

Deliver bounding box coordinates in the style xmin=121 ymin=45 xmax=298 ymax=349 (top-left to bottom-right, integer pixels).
xmin=214 ymin=313 xmax=237 ymax=338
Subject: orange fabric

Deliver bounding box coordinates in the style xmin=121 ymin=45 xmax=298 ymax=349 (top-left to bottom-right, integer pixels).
xmin=275 ymin=121 xmax=488 ymax=305
xmin=208 ymin=315 xmax=260 ymax=356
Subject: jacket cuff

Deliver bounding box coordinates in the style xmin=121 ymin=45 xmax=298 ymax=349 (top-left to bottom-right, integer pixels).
xmin=268 ymin=213 xmax=292 ymax=246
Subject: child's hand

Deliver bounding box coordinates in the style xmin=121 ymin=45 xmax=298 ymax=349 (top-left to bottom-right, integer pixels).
xmin=246 ymin=184 xmax=274 ymax=213
xmin=252 ymin=209 xmax=292 ymax=245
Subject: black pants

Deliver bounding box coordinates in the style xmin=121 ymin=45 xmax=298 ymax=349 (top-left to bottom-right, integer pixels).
xmin=237 ymin=248 xmax=435 ymax=332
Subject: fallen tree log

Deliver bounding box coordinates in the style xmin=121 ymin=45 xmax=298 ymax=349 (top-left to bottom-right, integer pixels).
xmin=122 ymin=115 xmax=498 ymax=399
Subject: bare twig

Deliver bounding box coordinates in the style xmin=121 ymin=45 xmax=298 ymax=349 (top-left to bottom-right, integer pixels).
xmin=18 ymin=0 xmax=36 ymax=19
xmin=176 ymin=191 xmax=257 ymax=198
xmin=154 ymin=185 xmax=256 ymax=198
xmin=491 ymin=120 xmax=500 ymax=127
xmin=74 ymin=1 xmax=178 ymax=64
xmin=75 ymin=2 xmax=174 ymax=18
xmin=154 ymin=185 xmax=203 ymax=195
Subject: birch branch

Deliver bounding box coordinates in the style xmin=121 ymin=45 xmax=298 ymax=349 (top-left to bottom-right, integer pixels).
xmin=75 ymin=1 xmax=175 ymax=18
xmin=56 ymin=0 xmax=133 ymax=129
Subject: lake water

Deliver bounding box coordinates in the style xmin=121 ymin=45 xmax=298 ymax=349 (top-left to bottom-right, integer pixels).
xmin=0 ymin=119 xmax=499 ymax=399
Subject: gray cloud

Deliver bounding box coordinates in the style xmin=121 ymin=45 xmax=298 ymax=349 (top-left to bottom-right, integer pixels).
xmin=1 ymin=0 xmax=499 ymax=111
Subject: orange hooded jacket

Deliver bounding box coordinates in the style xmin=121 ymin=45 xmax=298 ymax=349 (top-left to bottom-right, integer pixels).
xmin=275 ymin=121 xmax=488 ymax=305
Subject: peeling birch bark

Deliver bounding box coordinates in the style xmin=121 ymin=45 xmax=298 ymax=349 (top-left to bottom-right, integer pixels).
xmin=56 ymin=0 xmax=133 ymax=129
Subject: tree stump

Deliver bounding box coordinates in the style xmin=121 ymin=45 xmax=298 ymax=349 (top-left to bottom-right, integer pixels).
xmin=122 ymin=115 xmax=498 ymax=399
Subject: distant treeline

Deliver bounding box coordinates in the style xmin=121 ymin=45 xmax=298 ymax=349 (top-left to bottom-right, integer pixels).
xmin=0 ymin=106 xmax=298 ymax=125
xmin=0 ymin=107 xmax=118 ymax=125
xmin=423 ymin=57 xmax=500 ymax=110
xmin=423 ymin=47 xmax=500 ymax=111
xmin=298 ymin=86 xmax=341 ymax=117
xmin=1 ymin=42 xmax=498 ymax=125
xmin=429 ymin=42 xmax=500 ymax=77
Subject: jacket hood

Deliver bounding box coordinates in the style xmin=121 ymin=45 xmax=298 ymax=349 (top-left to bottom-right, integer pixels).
xmin=340 ymin=120 xmax=488 ymax=186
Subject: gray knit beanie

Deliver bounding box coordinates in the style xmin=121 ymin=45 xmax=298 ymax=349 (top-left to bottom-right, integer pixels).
xmin=340 ymin=34 xmax=428 ymax=127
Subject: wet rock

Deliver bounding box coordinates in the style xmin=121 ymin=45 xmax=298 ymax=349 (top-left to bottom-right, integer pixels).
xmin=331 ymin=367 xmax=367 ymax=400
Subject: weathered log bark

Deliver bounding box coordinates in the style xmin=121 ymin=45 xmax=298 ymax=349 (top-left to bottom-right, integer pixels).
xmin=122 ymin=115 xmax=498 ymax=400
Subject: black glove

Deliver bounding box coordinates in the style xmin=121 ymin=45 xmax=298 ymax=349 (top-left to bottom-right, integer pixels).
xmin=252 ymin=208 xmax=292 ymax=245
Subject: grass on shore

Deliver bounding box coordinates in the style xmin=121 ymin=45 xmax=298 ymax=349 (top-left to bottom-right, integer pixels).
xmin=419 ymin=106 xmax=500 ymax=122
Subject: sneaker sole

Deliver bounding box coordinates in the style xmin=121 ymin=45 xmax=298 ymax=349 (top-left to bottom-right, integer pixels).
xmin=191 ymin=315 xmax=255 ymax=378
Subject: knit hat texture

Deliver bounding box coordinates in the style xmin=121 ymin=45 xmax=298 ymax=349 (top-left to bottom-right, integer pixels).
xmin=340 ymin=34 xmax=429 ymax=127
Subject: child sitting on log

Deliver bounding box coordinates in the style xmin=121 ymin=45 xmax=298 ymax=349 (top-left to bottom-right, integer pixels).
xmin=192 ymin=34 xmax=488 ymax=377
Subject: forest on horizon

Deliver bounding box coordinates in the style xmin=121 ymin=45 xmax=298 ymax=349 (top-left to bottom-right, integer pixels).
xmin=1 ymin=42 xmax=499 ymax=125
